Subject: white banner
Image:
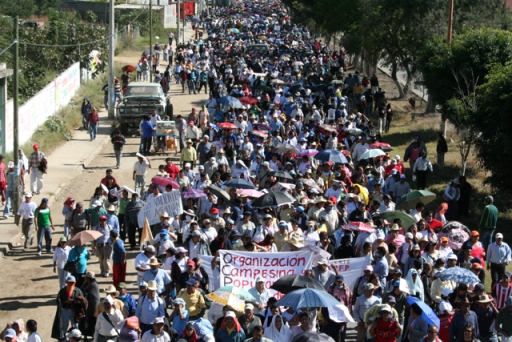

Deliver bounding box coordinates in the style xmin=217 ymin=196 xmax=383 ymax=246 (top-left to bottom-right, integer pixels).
xmin=137 ymin=190 xmax=183 ymax=227
xmin=219 ymin=250 xmax=314 ymax=289
xmin=328 ymin=256 xmax=371 ymax=292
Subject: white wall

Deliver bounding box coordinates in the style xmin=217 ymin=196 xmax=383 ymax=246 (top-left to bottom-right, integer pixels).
xmin=4 ymin=62 xmax=81 ymax=153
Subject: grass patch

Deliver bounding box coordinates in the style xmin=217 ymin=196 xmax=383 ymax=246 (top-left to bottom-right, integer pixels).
xmin=132 ymin=26 xmax=176 ymax=52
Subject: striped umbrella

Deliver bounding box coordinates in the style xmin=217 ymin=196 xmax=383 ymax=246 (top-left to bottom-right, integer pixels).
xmin=276 ymin=288 xmax=340 ymax=308
xmin=182 ymin=189 xmax=206 ymax=199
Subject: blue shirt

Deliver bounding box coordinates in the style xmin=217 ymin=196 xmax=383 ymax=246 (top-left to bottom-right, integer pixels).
xmin=136 ymin=295 xmax=166 ymax=325
xmin=94 ymin=223 xmax=113 ymax=244
xmin=141 ymin=269 xmax=172 ymax=295
xmin=373 ymin=257 xmax=389 ymax=286
xmin=107 ymin=214 xmax=120 ymax=233
xmin=270 ymin=120 xmax=282 ymax=132
xmin=141 ymin=121 xmax=154 ymax=139
xmin=486 ymin=242 xmax=512 ymax=264
xmin=112 ymin=238 xmax=126 ymax=264
xmin=172 ymin=308 xmax=190 ymax=335
xmin=118 ymin=293 xmax=137 ymax=316
xmin=193 ymin=318 xmax=214 ymax=337
xmin=67 ymin=246 xmax=90 ymax=274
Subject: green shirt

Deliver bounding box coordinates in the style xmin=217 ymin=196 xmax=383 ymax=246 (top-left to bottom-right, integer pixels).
xmin=480 ymin=204 xmax=498 ymax=229
xmin=35 ymin=207 xmax=51 ymax=227
xmin=85 ymin=207 xmax=108 ymax=226
xmin=118 ymin=198 xmax=130 ymax=215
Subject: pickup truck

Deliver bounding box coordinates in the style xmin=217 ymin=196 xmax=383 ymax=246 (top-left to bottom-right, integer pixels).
xmin=116 ymin=82 xmax=172 ymax=134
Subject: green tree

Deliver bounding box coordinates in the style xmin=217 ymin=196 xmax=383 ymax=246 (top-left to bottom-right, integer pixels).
xmin=473 ymin=62 xmax=512 ymax=192
xmin=0 ymin=0 xmax=35 ymax=18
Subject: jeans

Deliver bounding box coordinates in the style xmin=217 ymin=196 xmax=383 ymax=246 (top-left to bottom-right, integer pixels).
xmin=480 ymin=228 xmax=495 ymax=250
xmin=135 ymin=175 xmax=146 ymax=196
xmin=82 ymin=114 xmax=89 ymax=129
xmin=21 ymin=218 xmax=35 ymax=248
xmin=104 ymin=95 xmax=108 ymax=110
xmin=378 ymin=117 xmax=386 ymax=134
xmin=61 ymin=308 xmax=77 ymax=332
xmin=63 ymin=222 xmax=71 ymax=238
xmin=57 ymin=267 xmax=70 ymax=289
xmin=36 ymin=225 xmax=52 ymax=252
xmin=188 ymin=80 xmax=197 ymax=94
xmin=3 ymin=189 xmax=14 ymax=217
xmin=365 ymin=102 xmax=373 ymax=117
xmin=114 ymin=149 xmax=123 ymax=167
xmin=30 ymin=167 xmax=44 ymax=193
xmin=89 ymin=123 xmax=98 ymax=140
xmin=142 ymin=137 xmax=152 ymax=155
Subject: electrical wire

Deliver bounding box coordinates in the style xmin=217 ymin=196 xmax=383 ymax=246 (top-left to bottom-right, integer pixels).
xmin=18 ymin=2 xmax=151 ymax=49
xmin=0 ymin=40 xmax=16 ymax=56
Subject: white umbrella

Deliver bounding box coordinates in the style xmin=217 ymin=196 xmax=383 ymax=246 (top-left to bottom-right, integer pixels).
xmin=358 ymin=149 xmax=386 ymax=161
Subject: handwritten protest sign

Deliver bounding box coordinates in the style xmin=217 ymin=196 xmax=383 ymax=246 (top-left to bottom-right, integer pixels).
xmin=219 ymin=250 xmax=314 ymax=289
xmin=328 ymin=256 xmax=371 ymax=292
xmin=137 ymin=190 xmax=183 ymax=227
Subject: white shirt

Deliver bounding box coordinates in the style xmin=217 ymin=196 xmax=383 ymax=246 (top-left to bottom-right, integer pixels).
xmin=201 ymin=227 xmax=218 ymax=244
xmin=53 ymin=246 xmax=71 ymax=269
xmin=248 ymin=287 xmax=272 ymax=315
xmin=141 ymin=330 xmax=171 ymax=342
xmin=95 ymin=309 xmax=123 ymax=339
xmin=26 ymin=332 xmax=41 ymax=342
xmin=17 ymin=201 xmax=37 ymax=219
xmin=135 ymin=253 xmax=151 ymax=276
xmin=134 ymin=160 xmax=150 ymax=176
xmin=188 ymin=240 xmax=201 ymax=260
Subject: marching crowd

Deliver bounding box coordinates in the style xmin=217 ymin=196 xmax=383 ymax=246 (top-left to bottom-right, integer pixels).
xmin=1 ymin=1 xmax=511 ymax=342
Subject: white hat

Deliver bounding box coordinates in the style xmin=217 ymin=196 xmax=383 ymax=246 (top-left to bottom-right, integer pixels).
xmin=377 ymin=232 xmax=385 ymax=240
xmin=24 ymin=193 xmax=33 ymax=198
xmin=380 ymin=304 xmax=392 ymax=313
xmin=225 ymin=311 xmax=236 ymax=318
xmin=103 ymin=295 xmax=115 ymax=305
xmin=394 ymin=155 xmax=400 ymax=160
xmin=255 ymin=276 xmax=265 ymax=283
xmin=152 ymin=317 xmax=165 ymax=324
xmin=441 ymin=288 xmax=453 ymax=297
xmin=317 ymin=258 xmax=328 ymax=266
xmin=245 ymin=304 xmax=254 ymax=310
xmin=66 ymin=329 xmax=82 ymax=339
xmin=185 ymin=163 xmax=191 ymax=168
xmin=447 ymin=254 xmax=458 ymax=260
xmin=496 ymin=233 xmax=504 ymax=239
xmin=93 ymin=200 xmax=102 ymax=207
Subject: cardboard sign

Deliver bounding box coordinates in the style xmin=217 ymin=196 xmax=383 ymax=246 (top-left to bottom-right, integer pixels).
xmin=137 ymin=190 xmax=183 ymax=227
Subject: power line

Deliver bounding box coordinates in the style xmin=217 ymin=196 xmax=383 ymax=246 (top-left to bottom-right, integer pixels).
xmin=0 ymin=40 xmax=16 ymax=56
xmin=18 ymin=3 xmax=151 ymax=49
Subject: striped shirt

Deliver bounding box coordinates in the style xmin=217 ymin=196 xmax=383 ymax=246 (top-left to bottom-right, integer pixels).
xmin=492 ymin=282 xmax=512 ymax=309
xmin=29 ymin=151 xmax=45 ymax=168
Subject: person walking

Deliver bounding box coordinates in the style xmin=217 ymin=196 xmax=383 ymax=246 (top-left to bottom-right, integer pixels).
xmin=87 ymin=107 xmax=100 ymax=141
xmin=111 ymin=230 xmax=126 ymax=287
xmin=412 ymin=152 xmax=433 ymax=190
xmin=34 ymin=197 xmax=55 ymax=256
xmin=140 ymin=115 xmax=154 ymax=156
xmin=93 ymin=215 xmax=114 ymax=277
xmin=111 ymin=130 xmax=126 ymax=169
xmin=28 ymin=144 xmax=46 ymax=195
xmin=81 ymin=97 xmax=92 ymax=130
xmin=16 ymin=193 xmax=37 ymax=251
xmin=479 ymin=195 xmax=499 ymax=250
xmin=486 ymin=233 xmax=511 ymax=288
xmin=53 ymin=236 xmax=71 ymax=288
xmin=437 ymin=132 xmax=448 ymax=169
xmin=2 ymin=160 xmax=15 ymax=219
xmin=133 ymin=155 xmax=152 ymax=196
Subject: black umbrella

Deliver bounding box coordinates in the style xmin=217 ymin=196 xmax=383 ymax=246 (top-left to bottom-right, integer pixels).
xmin=269 ymin=170 xmax=294 ymax=180
xmin=292 ymin=332 xmax=335 ymax=342
xmin=288 ymin=84 xmax=304 ymax=94
xmin=223 ymin=178 xmax=255 ymax=189
xmin=251 ymin=191 xmax=295 ymax=208
xmin=270 ymin=274 xmax=326 ymax=294
xmin=205 ymin=185 xmax=231 ymax=203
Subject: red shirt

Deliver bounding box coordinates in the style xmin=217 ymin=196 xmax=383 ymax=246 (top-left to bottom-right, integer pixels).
xmin=164 ymin=164 xmax=180 ymax=180
xmin=426 ymin=218 xmax=443 ymax=231
xmin=374 ymin=318 xmax=399 ymax=342
xmin=0 ymin=162 xmax=5 ymax=183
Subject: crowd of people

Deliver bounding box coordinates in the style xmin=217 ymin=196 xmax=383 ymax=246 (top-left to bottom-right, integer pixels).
xmin=2 ymin=1 xmax=511 ymax=342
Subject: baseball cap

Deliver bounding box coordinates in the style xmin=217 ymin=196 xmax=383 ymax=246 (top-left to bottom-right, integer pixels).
xmin=186 ymin=278 xmax=197 ymax=286
xmin=295 ymin=206 xmax=305 ymax=213
xmin=447 ymin=254 xmax=458 ymax=260
xmin=255 ymin=276 xmax=265 ymax=283
xmin=66 ymin=329 xmax=82 ymax=339
xmin=336 ymin=275 xmax=344 ymax=282
xmin=4 ymin=329 xmax=16 ymax=339
xmin=496 ymin=233 xmax=503 ymax=239
xmin=380 ymin=304 xmax=392 ymax=313
xmin=387 ymin=296 xmax=396 ymax=304
xmin=152 ymin=317 xmax=165 ymax=324
xmin=400 ymin=174 xmax=406 ymax=179
xmin=187 ymin=259 xmax=196 ymax=267
xmin=365 ymin=283 xmax=375 ymax=290
xmin=365 ymin=265 xmax=373 ymax=272
xmin=317 ymin=259 xmax=328 ymax=266
xmin=145 ymin=245 xmax=156 ymax=253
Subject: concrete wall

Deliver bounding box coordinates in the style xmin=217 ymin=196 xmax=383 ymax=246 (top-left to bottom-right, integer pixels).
xmin=4 ymin=63 xmax=81 ymax=153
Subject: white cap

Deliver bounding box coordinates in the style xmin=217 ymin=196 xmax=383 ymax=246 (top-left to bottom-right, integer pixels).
xmin=185 ymin=163 xmax=191 ymax=168
xmin=93 ymin=200 xmax=102 ymax=207
xmin=380 ymin=304 xmax=392 ymax=313
xmin=377 ymin=232 xmax=385 ymax=240
xmin=152 ymin=317 xmax=165 ymax=324
xmin=66 ymin=329 xmax=82 ymax=339
xmin=255 ymin=276 xmax=265 ymax=283
xmin=225 ymin=311 xmax=236 ymax=318
xmin=103 ymin=295 xmax=114 ymax=305
xmin=447 ymin=253 xmax=458 ymax=260
xmin=405 ymin=232 xmax=414 ymax=239
xmin=245 ymin=304 xmax=254 ymax=310
xmin=441 ymin=288 xmax=453 ymax=297
xmin=496 ymin=233 xmax=504 ymax=239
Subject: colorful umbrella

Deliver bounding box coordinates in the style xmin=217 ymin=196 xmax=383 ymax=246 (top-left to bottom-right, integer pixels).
xmin=314 ymin=149 xmax=348 ymax=164
xmin=215 ymin=286 xmax=256 ymax=302
xmin=236 ymin=189 xmax=265 ymax=198
xmin=396 ymin=190 xmax=437 ymax=210
xmin=68 ymin=230 xmax=104 ymax=246
xmin=370 ymin=142 xmax=393 ymax=151
xmin=206 ymin=291 xmax=245 ymax=312
xmin=436 ymin=267 xmax=480 ymax=284
xmin=182 ymin=189 xmax=206 ymax=199
xmin=218 ymin=122 xmax=238 ymax=130
xmin=255 ymin=123 xmax=272 ymax=131
xmin=228 ymin=28 xmax=240 ymax=34
xmin=151 ymin=176 xmax=179 ymax=190
xmin=275 ymin=288 xmax=340 ymax=308
xmin=251 ymin=130 xmax=268 ymax=138
xmin=239 ymin=96 xmax=259 ymax=105
xmin=406 ymin=296 xmax=440 ymax=327
xmin=344 ymin=221 xmax=376 ymax=234
xmin=438 ymin=221 xmax=471 ymax=250
xmin=298 ymin=149 xmax=319 ymax=157
xmin=319 ymin=124 xmax=337 ymax=133
xmin=358 ymin=149 xmax=386 ymax=161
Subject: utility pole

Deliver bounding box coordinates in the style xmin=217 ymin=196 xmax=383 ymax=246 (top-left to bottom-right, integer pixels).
xmin=149 ymin=0 xmax=153 ymax=82
xmin=182 ymin=3 xmax=185 ymax=43
xmin=108 ymin=0 xmax=115 ymax=119
xmin=447 ymin=0 xmax=454 ymax=44
xmin=12 ymin=17 xmax=20 ymax=216
xmin=177 ymin=0 xmax=181 ymax=46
